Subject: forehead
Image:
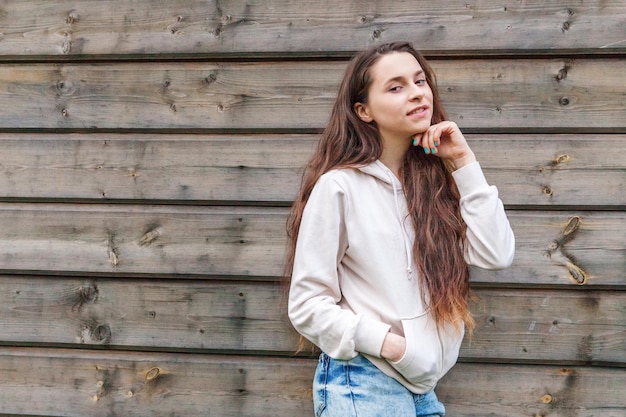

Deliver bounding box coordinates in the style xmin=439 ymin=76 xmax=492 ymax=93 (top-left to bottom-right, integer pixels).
xmin=369 ymin=52 xmax=423 ymax=84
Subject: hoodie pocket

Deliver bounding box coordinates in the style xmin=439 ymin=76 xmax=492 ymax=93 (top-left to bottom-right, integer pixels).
xmin=388 ymin=314 xmax=463 ymax=386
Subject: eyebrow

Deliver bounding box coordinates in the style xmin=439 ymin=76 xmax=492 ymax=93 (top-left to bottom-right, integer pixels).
xmin=384 ymin=70 xmax=425 ymax=85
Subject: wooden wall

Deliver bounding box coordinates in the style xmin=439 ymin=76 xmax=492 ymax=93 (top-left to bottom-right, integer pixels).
xmin=0 ymin=1 xmax=624 ymax=416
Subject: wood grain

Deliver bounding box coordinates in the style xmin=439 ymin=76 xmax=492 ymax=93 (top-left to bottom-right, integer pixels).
xmin=0 ymin=0 xmax=624 ymax=57
xmin=0 ymin=59 xmax=624 ymax=130
xmin=0 ymin=2 xmax=623 ymax=415
xmin=0 ymin=276 xmax=623 ymax=364
xmin=0 ymin=347 xmax=623 ymax=416
xmin=0 ymin=133 xmax=624 ymax=206
xmin=0 ymin=204 xmax=623 ymax=286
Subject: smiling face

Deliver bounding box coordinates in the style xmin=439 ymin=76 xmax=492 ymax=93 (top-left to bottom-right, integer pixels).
xmin=354 ymin=52 xmax=434 ymax=144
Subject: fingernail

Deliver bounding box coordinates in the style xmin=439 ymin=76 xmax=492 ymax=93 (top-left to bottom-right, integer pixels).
xmin=431 ymin=148 xmax=436 ymax=154
xmin=434 ymin=141 xmax=439 ymax=146
xmin=423 ymin=147 xmax=430 ymax=154
xmin=413 ymin=138 xmax=417 ymax=146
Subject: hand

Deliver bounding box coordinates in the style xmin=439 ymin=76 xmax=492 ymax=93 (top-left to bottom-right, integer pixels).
xmin=380 ymin=332 xmax=406 ymax=362
xmin=412 ymin=121 xmax=477 ymax=171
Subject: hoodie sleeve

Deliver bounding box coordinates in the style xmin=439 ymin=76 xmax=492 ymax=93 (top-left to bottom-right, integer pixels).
xmin=288 ymin=173 xmax=391 ymax=359
xmin=452 ymin=161 xmax=515 ymax=270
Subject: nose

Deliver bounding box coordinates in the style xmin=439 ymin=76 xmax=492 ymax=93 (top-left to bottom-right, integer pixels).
xmin=409 ymin=83 xmax=424 ymax=101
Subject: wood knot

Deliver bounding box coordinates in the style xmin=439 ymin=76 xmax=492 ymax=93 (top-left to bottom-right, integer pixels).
xmin=371 ymin=29 xmax=382 ymax=40
xmin=559 ymin=97 xmax=570 ymax=106
xmin=66 ymin=10 xmax=79 ymax=24
xmin=61 ymin=40 xmax=71 ymax=54
xmin=81 ymin=323 xmax=112 ymax=344
xmin=79 ymin=283 xmax=98 ymax=303
xmin=563 ymin=216 xmax=581 ymax=236
xmin=542 ymin=186 xmax=553 ymax=196
xmin=555 ymin=60 xmax=574 ymax=82
xmin=541 ymin=394 xmax=554 ymax=404
xmin=140 ymin=226 xmax=163 ymax=247
xmin=552 ymin=154 xmax=570 ymax=165
xmin=546 ymin=216 xmax=588 ymax=285
xmin=205 ymin=73 xmax=218 ymax=85
xmin=92 ymin=324 xmax=112 ymax=343
xmin=107 ymin=235 xmax=120 ymax=266
xmin=562 ymin=21 xmax=571 ymax=32
xmin=566 ymin=262 xmax=588 ymax=285
xmin=145 ymin=367 xmax=162 ymax=381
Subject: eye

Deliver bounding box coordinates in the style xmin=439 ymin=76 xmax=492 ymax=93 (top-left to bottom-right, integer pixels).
xmin=389 ymin=85 xmax=402 ymax=92
xmin=415 ymin=78 xmax=427 ymax=86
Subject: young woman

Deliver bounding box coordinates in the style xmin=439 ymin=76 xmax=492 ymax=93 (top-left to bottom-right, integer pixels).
xmin=285 ymin=42 xmax=515 ymax=417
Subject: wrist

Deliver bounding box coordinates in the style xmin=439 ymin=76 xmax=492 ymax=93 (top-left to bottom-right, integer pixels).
xmin=448 ymin=151 xmax=476 ymax=171
xmin=380 ymin=332 xmax=406 ymax=362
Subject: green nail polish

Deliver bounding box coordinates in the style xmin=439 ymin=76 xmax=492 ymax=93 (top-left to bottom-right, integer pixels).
xmin=423 ymin=147 xmax=429 ymax=154
xmin=434 ymin=141 xmax=439 ymax=146
xmin=431 ymin=148 xmax=436 ymax=154
xmin=413 ymin=138 xmax=417 ymax=146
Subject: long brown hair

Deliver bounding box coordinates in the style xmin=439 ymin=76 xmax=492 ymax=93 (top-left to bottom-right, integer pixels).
xmin=285 ymin=42 xmax=474 ymax=332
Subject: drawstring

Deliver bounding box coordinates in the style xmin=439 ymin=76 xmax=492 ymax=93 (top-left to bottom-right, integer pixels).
xmin=383 ymin=165 xmax=415 ymax=281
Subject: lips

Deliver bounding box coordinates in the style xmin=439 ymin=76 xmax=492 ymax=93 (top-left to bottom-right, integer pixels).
xmin=407 ymin=105 xmax=429 ymax=116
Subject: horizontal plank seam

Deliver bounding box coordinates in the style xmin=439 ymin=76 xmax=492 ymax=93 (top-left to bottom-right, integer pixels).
xmin=0 ymin=49 xmax=624 ymax=63
xmin=0 ymin=198 xmax=623 ymax=212
xmin=1 ymin=127 xmax=625 ymax=135
xmin=0 ymin=270 xmax=625 ymax=291
xmin=0 ymin=198 xmax=295 ymax=208
xmin=0 ymin=342 xmax=623 ymax=369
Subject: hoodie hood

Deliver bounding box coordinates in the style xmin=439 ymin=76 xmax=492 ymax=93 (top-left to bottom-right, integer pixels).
xmin=358 ymin=160 xmax=402 ymax=190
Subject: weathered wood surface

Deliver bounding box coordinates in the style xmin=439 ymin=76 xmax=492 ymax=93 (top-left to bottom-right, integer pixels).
xmin=0 ymin=347 xmax=314 ymax=417
xmin=437 ymin=363 xmax=626 ymax=417
xmin=0 ymin=0 xmax=625 ymax=58
xmin=0 ymin=59 xmax=624 ymax=130
xmin=466 ymin=289 xmax=626 ymax=365
xmin=0 ymin=276 xmax=624 ymax=364
xmin=0 ymin=204 xmax=623 ymax=286
xmin=0 ymin=0 xmax=622 ymax=416
xmin=0 ymin=347 xmax=623 ymax=417
xmin=0 ymin=133 xmax=624 ymax=206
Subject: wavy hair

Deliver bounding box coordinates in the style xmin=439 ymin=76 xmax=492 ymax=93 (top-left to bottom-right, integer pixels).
xmin=285 ymin=42 xmax=474 ymax=332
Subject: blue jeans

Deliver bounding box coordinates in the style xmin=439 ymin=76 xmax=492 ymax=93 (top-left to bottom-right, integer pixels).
xmin=313 ymin=352 xmax=446 ymax=417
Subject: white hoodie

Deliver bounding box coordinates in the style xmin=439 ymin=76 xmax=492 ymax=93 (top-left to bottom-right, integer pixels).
xmin=288 ymin=160 xmax=515 ymax=393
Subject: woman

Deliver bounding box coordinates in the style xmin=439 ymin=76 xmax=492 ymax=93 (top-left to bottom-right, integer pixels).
xmin=285 ymin=42 xmax=515 ymax=416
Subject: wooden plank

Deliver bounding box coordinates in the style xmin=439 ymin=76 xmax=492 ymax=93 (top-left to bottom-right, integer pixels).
xmin=0 ymin=276 xmax=299 ymax=353
xmin=472 ymin=211 xmax=626 ymax=287
xmin=0 ymin=348 xmax=314 ymax=417
xmin=474 ymin=134 xmax=626 ymax=208
xmin=0 ymin=204 xmax=288 ymax=278
xmin=0 ymin=133 xmax=624 ymax=206
xmin=437 ymin=363 xmax=626 ymax=417
xmin=0 ymin=133 xmax=313 ymax=203
xmin=466 ymin=289 xmax=626 ymax=365
xmin=0 ymin=1 xmax=624 ymax=57
xmin=0 ymin=59 xmax=624 ymax=130
xmin=0 ymin=204 xmax=623 ymax=286
xmin=0 ymin=347 xmax=623 ymax=416
xmin=0 ymin=277 xmax=624 ymax=364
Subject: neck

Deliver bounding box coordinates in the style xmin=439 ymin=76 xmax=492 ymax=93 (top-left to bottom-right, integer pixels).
xmin=379 ymin=134 xmax=411 ymax=178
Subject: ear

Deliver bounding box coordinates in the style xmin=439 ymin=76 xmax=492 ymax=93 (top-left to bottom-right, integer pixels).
xmin=354 ymin=102 xmax=373 ymax=123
